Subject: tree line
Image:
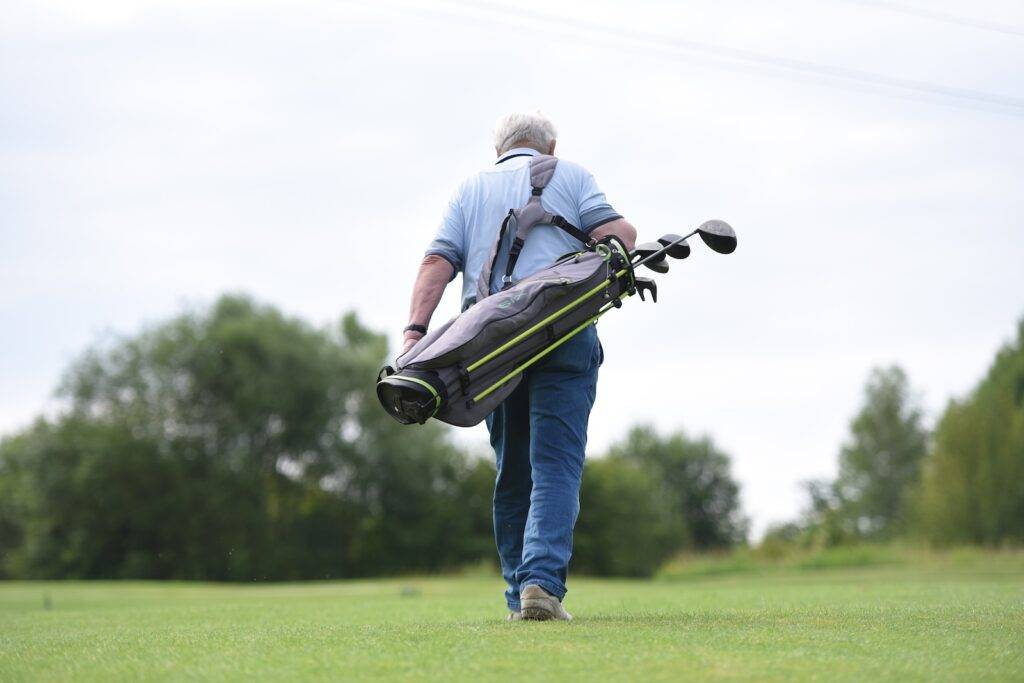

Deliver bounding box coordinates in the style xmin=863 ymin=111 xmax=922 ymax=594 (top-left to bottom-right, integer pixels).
xmin=0 ymin=295 xmax=746 ymax=581
xmin=767 ymin=318 xmax=1024 ymax=548
xmin=3 ymin=296 xmax=1019 ymax=582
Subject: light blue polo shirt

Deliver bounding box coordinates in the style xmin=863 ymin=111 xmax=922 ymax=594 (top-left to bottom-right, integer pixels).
xmin=426 ymin=148 xmax=621 ymax=310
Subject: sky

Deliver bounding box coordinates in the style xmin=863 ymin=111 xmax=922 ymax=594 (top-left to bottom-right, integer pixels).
xmin=2 ymin=0 xmax=1023 ymax=537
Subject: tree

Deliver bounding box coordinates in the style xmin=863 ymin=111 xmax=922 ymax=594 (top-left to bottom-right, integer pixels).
xmin=830 ymin=366 xmax=928 ymax=539
xmin=916 ymin=318 xmax=1024 ymax=545
xmin=795 ymin=478 xmax=848 ymax=547
xmin=606 ymin=425 xmax=748 ymax=550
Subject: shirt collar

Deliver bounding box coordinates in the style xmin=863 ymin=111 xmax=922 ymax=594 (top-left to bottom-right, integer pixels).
xmin=496 ymin=147 xmax=540 ymax=165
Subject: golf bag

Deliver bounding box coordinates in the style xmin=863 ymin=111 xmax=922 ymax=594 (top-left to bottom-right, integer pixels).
xmin=377 ymin=235 xmax=638 ymax=427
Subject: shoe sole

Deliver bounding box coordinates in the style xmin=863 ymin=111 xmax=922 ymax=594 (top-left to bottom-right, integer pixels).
xmin=520 ymin=605 xmax=556 ymax=621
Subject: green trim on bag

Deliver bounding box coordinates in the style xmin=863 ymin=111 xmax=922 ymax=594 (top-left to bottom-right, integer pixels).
xmin=466 ymin=267 xmax=630 ymax=374
xmin=471 ymin=290 xmax=631 ymax=403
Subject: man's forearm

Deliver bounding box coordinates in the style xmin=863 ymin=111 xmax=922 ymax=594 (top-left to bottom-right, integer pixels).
xmin=589 ymin=217 xmax=637 ymax=251
xmin=404 ymin=255 xmax=454 ymax=348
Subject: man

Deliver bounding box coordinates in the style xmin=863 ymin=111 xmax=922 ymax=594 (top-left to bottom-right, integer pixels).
xmin=401 ymin=111 xmax=636 ymax=621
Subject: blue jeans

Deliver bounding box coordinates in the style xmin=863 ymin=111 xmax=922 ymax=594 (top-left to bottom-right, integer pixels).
xmin=485 ymin=324 xmax=602 ymax=610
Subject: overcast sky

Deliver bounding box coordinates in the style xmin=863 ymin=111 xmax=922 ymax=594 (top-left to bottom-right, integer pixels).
xmin=2 ymin=0 xmax=1023 ymax=537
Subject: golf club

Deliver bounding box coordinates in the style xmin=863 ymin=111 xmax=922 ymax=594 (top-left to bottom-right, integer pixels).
xmin=633 ymin=276 xmax=657 ymax=302
xmin=631 ymin=219 xmax=737 ymax=270
xmin=631 ymin=241 xmax=670 ymax=273
xmin=644 ymin=259 xmax=669 ymax=274
xmin=657 ymin=234 xmax=691 ymax=259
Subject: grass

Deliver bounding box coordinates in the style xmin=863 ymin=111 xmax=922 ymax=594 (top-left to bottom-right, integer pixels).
xmin=658 ymin=543 xmax=1024 ymax=579
xmin=1 ymin=556 xmax=1022 ymax=681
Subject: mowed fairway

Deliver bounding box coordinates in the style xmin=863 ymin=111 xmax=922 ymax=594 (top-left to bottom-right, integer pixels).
xmin=1 ymin=563 xmax=1022 ymax=681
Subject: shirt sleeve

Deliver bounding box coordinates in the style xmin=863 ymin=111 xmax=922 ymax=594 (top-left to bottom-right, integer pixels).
xmin=577 ymin=170 xmax=622 ymax=233
xmin=424 ymin=190 xmax=465 ymax=280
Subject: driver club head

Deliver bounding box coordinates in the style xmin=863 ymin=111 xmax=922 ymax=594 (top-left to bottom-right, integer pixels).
xmin=696 ymin=219 xmax=737 ymax=254
xmin=657 ymin=234 xmax=691 ymax=259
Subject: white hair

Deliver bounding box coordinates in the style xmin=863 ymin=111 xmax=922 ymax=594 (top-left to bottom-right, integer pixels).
xmin=492 ymin=111 xmax=558 ymax=155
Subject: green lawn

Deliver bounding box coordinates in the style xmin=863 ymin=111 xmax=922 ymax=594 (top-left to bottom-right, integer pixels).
xmin=1 ymin=562 xmax=1022 ymax=681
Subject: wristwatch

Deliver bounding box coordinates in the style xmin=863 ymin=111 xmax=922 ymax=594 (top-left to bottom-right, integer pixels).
xmin=403 ymin=324 xmax=428 ymax=336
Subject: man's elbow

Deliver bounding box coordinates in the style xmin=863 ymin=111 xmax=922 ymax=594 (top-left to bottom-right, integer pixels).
xmin=591 ymin=218 xmax=637 ymax=251
xmin=618 ymin=221 xmax=637 ymax=250
xmin=421 ymin=254 xmax=456 ymax=281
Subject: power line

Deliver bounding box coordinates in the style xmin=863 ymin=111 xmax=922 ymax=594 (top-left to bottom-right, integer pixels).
xmin=837 ymin=0 xmax=1024 ymax=38
xmin=446 ymin=0 xmax=1024 ymax=116
xmin=350 ymin=0 xmax=1024 ymax=117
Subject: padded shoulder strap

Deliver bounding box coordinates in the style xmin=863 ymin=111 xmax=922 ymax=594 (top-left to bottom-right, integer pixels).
xmin=474 ymin=210 xmax=515 ymax=305
xmin=474 ymin=155 xmax=591 ymax=303
xmin=529 ymin=154 xmax=558 ymax=193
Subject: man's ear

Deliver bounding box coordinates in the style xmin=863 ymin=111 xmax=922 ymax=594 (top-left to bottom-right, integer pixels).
xmin=547 ymin=140 xmax=557 ymax=155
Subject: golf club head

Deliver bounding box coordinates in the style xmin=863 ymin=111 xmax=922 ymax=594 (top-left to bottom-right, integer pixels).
xmin=644 ymin=259 xmax=669 ymax=274
xmin=696 ymin=219 xmax=737 ymax=254
xmin=634 ymin=277 xmax=658 ymax=302
xmin=657 ymin=234 xmax=691 ymax=259
xmin=632 ymin=241 xmax=669 ymax=273
xmin=632 ymin=241 xmax=664 ymax=261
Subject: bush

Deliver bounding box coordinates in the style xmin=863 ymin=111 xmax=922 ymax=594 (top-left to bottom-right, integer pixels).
xmin=572 ymin=457 xmax=684 ymax=577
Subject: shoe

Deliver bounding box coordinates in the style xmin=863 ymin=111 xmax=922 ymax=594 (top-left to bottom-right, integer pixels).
xmin=519 ymin=584 xmax=572 ymax=621
xmin=507 ymin=611 xmax=522 ymax=622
